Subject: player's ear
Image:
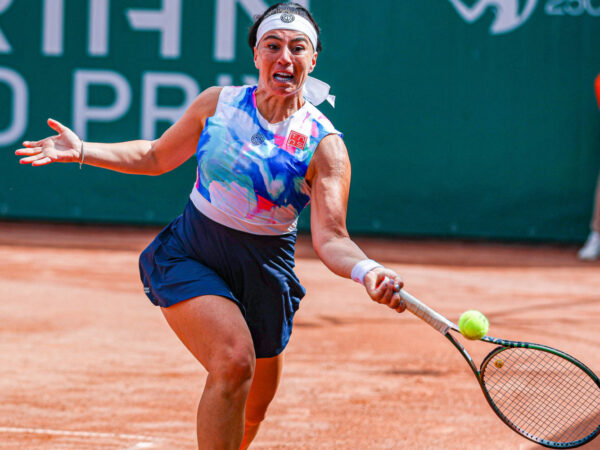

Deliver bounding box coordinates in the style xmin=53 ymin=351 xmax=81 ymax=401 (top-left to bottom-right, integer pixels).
xmin=308 ymin=51 xmax=318 ymax=73
xmin=253 ymin=47 xmax=259 ymax=69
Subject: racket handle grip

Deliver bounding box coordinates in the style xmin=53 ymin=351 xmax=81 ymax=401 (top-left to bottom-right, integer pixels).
xmin=399 ymin=290 xmax=457 ymax=334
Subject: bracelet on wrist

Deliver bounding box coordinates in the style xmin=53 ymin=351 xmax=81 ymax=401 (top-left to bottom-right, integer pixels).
xmin=79 ymin=139 xmax=85 ymax=169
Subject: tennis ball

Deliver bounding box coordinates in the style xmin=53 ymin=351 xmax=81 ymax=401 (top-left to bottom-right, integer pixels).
xmin=458 ymin=310 xmax=489 ymax=340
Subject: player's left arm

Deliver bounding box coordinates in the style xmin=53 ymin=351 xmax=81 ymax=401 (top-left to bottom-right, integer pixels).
xmin=307 ymin=134 xmax=405 ymax=312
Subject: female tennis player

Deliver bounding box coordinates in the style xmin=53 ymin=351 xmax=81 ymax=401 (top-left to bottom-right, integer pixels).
xmin=15 ymin=3 xmax=405 ymax=448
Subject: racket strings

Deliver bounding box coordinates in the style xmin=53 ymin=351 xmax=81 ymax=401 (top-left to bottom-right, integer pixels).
xmin=489 ymin=362 xmax=594 ymax=441
xmin=482 ymin=348 xmax=600 ymax=445
xmin=491 ymin=354 xmax=597 ymax=440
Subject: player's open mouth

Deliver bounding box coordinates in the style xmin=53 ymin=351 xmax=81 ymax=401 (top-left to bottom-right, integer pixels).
xmin=273 ymin=72 xmax=294 ymax=82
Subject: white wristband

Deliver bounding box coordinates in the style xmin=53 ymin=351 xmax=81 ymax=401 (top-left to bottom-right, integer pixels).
xmin=351 ymin=259 xmax=383 ymax=284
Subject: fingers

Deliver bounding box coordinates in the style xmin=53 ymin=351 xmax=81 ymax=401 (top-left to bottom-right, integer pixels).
xmin=20 ymin=118 xmax=70 ymax=149
xmin=47 ymin=118 xmax=68 ymax=134
xmin=15 ymin=145 xmax=54 ymax=166
xmin=365 ymin=271 xmax=406 ymax=313
xmin=375 ymin=276 xmax=395 ymax=302
xmin=15 ymin=146 xmax=42 ymax=164
xmin=16 ymin=120 xmax=76 ymax=166
xmin=394 ymin=292 xmax=407 ymax=313
xmin=17 ymin=151 xmax=52 ymax=166
xmin=19 ymin=155 xmax=52 ymax=166
xmin=377 ymin=277 xmax=406 ymax=312
xmin=31 ymin=156 xmax=53 ymax=166
xmin=15 ymin=146 xmax=41 ymax=156
xmin=380 ymin=275 xmax=403 ymax=292
xmin=21 ymin=139 xmax=45 ymax=148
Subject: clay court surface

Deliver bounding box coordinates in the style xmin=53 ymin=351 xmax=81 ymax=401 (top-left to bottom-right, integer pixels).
xmin=0 ymin=221 xmax=599 ymax=449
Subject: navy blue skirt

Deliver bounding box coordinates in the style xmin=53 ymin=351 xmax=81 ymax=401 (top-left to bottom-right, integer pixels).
xmin=139 ymin=200 xmax=305 ymax=358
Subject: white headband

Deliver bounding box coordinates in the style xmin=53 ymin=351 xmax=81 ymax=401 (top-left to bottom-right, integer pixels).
xmin=255 ymin=12 xmax=335 ymax=107
xmin=256 ymin=13 xmax=318 ymax=52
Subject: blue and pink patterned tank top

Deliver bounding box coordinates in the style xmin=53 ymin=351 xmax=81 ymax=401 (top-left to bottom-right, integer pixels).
xmin=190 ymin=85 xmax=342 ymax=235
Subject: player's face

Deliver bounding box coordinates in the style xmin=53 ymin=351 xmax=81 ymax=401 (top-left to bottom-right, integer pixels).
xmin=254 ymin=29 xmax=318 ymax=98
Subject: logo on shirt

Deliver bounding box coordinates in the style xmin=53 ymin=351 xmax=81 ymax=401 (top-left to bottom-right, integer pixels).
xmin=287 ymin=131 xmax=307 ymax=150
xmin=251 ymin=132 xmax=265 ymax=145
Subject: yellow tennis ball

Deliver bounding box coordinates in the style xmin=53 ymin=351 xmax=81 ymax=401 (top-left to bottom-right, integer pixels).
xmin=458 ymin=310 xmax=489 ymax=340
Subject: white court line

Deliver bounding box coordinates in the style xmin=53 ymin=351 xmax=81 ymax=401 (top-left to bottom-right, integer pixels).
xmin=0 ymin=426 xmax=161 ymax=442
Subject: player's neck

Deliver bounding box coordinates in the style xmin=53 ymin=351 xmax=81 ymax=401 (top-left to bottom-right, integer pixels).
xmin=254 ymin=88 xmax=305 ymax=124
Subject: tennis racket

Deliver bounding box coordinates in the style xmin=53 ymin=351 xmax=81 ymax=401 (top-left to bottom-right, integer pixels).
xmin=398 ymin=290 xmax=600 ymax=448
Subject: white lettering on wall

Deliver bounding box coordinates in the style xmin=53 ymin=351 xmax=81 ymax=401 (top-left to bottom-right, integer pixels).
xmin=88 ymin=0 xmax=110 ymax=56
xmin=42 ymin=0 xmax=64 ymax=56
xmin=546 ymin=0 xmax=600 ymax=16
xmin=214 ymin=0 xmax=309 ymax=62
xmin=141 ymin=72 xmax=199 ymax=140
xmin=214 ymin=0 xmax=267 ymax=62
xmin=73 ymin=69 xmax=131 ymax=139
xmin=126 ymin=0 xmax=182 ymax=59
xmin=0 ymin=67 xmax=28 ymax=145
xmin=242 ymin=74 xmax=257 ymax=85
xmin=0 ymin=0 xmax=12 ymax=54
xmin=216 ymin=73 xmax=233 ymax=86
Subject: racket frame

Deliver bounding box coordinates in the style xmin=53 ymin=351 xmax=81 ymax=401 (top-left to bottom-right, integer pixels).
xmin=399 ymin=290 xmax=600 ymax=449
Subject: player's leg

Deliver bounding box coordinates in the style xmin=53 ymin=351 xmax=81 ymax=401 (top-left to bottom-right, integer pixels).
xmin=162 ymin=295 xmax=256 ymax=450
xmin=592 ymin=173 xmax=600 ymax=234
xmin=239 ymin=353 xmax=284 ymax=450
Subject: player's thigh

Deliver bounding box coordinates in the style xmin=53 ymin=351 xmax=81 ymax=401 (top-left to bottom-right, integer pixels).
xmin=245 ymin=353 xmax=284 ymax=421
xmin=161 ymin=295 xmax=255 ymax=374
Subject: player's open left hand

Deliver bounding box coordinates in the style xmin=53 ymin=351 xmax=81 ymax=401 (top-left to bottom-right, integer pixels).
xmin=364 ymin=268 xmax=405 ymax=313
xmin=15 ymin=119 xmax=81 ymax=166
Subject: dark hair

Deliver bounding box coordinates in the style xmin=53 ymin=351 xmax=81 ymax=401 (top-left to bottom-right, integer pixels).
xmin=248 ymin=2 xmax=322 ymax=53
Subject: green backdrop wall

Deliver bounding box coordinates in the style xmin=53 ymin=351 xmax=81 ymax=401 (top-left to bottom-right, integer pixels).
xmin=1 ymin=0 xmax=599 ymax=241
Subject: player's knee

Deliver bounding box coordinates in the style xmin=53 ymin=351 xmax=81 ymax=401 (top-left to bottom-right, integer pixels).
xmin=212 ymin=348 xmax=255 ymax=391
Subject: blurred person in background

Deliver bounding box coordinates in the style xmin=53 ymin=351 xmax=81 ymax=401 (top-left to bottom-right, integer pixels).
xmin=578 ymin=73 xmax=600 ymax=261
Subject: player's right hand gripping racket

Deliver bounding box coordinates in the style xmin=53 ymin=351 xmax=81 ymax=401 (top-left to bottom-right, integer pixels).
xmin=399 ymin=290 xmax=600 ymax=448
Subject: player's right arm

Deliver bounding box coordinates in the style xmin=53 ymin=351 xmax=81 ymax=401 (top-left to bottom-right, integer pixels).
xmin=15 ymin=87 xmax=222 ymax=176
